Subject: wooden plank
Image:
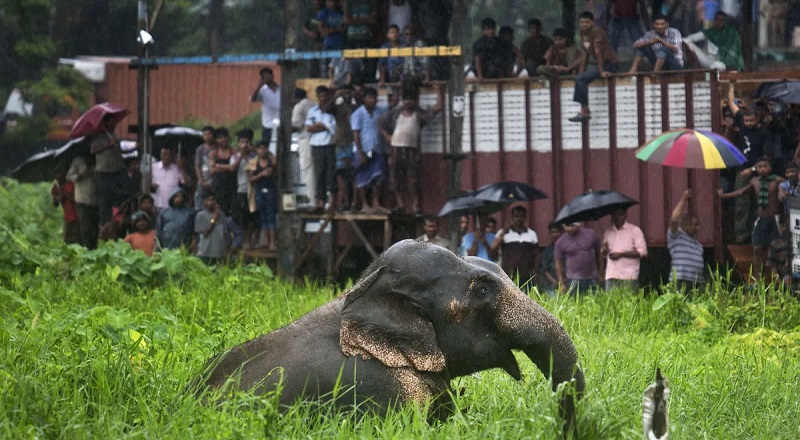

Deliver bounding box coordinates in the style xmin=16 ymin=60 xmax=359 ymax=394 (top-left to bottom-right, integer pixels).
xmin=346 ymin=218 xmax=378 ymax=258
xmin=292 ymin=214 xmax=333 ymax=273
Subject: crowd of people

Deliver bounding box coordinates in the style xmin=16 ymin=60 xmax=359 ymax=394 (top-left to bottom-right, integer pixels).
xmin=52 ymin=120 xmax=279 ymax=265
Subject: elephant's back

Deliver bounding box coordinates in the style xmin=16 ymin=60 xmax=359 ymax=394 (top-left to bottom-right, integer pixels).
xmin=201 ymin=297 xmax=348 ymax=393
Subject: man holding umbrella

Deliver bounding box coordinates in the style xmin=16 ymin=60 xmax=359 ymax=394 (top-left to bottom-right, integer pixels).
xmin=89 ymin=116 xmax=124 ymax=227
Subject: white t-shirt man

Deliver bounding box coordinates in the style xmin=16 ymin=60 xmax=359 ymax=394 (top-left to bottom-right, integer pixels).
xmin=256 ymin=84 xmax=281 ymax=130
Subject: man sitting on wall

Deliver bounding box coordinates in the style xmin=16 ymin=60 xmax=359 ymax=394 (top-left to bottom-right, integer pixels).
xmin=628 ymin=14 xmax=685 ymax=74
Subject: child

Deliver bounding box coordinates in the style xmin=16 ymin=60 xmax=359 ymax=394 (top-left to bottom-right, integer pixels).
xmin=767 ymin=215 xmax=791 ymax=287
xmin=51 ymin=173 xmax=80 ymax=244
xmin=539 ymin=221 xmax=564 ymax=295
xmin=124 ymin=211 xmax=156 ymax=256
xmin=537 ymin=28 xmax=580 ymax=76
xmin=246 ymin=141 xmax=279 ymax=250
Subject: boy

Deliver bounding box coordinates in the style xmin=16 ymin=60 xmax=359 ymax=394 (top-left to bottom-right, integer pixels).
xmin=537 ymin=28 xmax=581 ymax=76
xmin=767 ymin=215 xmax=792 ymax=287
xmin=192 ymin=191 xmax=233 ymax=265
xmin=124 ymin=211 xmax=156 ymax=256
xmin=718 ymin=156 xmax=785 ymax=281
xmin=539 ymin=222 xmax=564 ymax=295
xmin=51 ymin=172 xmax=80 ymax=244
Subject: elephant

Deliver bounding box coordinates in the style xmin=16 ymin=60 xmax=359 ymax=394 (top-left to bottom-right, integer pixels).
xmin=196 ymin=240 xmax=585 ymax=431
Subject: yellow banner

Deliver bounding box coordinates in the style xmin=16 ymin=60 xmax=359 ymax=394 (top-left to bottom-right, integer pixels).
xmin=366 ymin=48 xmax=389 ymax=58
xmin=392 ymin=47 xmax=413 ymax=57
xmin=414 ymin=46 xmax=438 ymax=56
xmin=342 ymin=49 xmax=366 ymax=58
xmin=438 ymin=46 xmax=461 ymax=56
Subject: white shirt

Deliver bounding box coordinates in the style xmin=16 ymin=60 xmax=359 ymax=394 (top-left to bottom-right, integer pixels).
xmin=256 ymin=84 xmax=281 ymax=129
xmin=305 ymin=105 xmax=336 ymax=146
xmin=502 ymin=227 xmax=539 ymax=244
xmin=151 ymin=161 xmax=184 ymax=209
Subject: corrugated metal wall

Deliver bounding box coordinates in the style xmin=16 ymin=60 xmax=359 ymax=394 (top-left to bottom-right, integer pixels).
xmin=100 ymin=61 xmax=281 ymax=137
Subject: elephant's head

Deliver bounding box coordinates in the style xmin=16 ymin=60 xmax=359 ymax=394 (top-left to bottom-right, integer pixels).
xmin=340 ymin=240 xmax=584 ymax=428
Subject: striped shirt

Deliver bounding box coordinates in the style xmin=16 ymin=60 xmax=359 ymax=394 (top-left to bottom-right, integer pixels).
xmin=635 ymin=27 xmax=684 ymax=66
xmin=667 ymin=228 xmax=704 ymax=282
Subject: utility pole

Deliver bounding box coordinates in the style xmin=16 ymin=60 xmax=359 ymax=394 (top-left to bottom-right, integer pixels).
xmin=447 ymin=0 xmax=468 ymax=250
xmin=277 ymin=0 xmax=300 ymax=277
xmin=134 ymin=0 xmax=154 ymax=194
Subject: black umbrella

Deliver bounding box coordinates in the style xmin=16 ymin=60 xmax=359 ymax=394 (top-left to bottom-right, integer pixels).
xmin=554 ymin=189 xmax=638 ymax=224
xmin=437 ymin=193 xmax=508 ymax=218
xmin=473 ymin=180 xmax=548 ymax=203
xmin=9 ymin=137 xmax=89 ymax=183
xmin=752 ymin=81 xmax=800 ymax=104
xmin=153 ymin=126 xmax=205 ymax=159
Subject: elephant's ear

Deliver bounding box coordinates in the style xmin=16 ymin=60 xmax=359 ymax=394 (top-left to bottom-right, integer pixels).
xmin=340 ymin=266 xmax=446 ymax=373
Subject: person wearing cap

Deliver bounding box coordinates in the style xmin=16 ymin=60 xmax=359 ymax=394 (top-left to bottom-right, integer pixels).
xmin=151 ymin=147 xmax=192 ymax=211
xmin=292 ymin=88 xmax=317 ymax=204
xmin=155 ymin=188 xmax=196 ymax=250
xmin=554 ymin=221 xmax=603 ymax=295
xmin=124 ymin=210 xmax=156 ymax=256
xmin=601 ymin=207 xmax=647 ymax=291
xmin=233 ymin=128 xmax=258 ymax=248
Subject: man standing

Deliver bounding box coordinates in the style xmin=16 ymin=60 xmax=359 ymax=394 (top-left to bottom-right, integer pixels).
xmin=492 ymin=206 xmax=539 ymax=288
xmin=192 ymin=191 xmax=233 ymax=265
xmin=727 ymin=82 xmax=772 ymax=243
xmin=305 ymin=85 xmax=338 ymax=212
xmin=251 ymin=67 xmax=281 ymax=143
xmin=602 ymin=207 xmax=648 ymax=290
xmin=628 ymin=14 xmax=684 ymax=74
xmin=668 ymin=190 xmax=705 ymax=292
xmin=604 ymin=0 xmax=648 ymax=51
xmin=151 ymin=147 xmax=192 ymax=211
xmin=292 ymin=88 xmax=317 ymax=204
xmin=569 ymin=11 xmax=618 ymax=122
xmin=416 ymin=216 xmax=454 ymax=252
xmin=555 ymin=222 xmax=603 ymax=294
xmin=67 ymin=154 xmax=99 ymax=249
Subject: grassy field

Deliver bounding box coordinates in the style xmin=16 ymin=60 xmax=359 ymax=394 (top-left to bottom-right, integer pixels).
xmin=2 ymin=180 xmax=800 ymax=439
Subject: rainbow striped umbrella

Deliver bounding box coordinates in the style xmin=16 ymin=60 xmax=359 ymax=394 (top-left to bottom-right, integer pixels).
xmin=635 ymin=129 xmax=746 ymax=169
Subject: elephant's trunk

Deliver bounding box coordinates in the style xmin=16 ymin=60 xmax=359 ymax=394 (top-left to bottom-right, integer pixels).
xmin=497 ymin=289 xmax=585 ymax=430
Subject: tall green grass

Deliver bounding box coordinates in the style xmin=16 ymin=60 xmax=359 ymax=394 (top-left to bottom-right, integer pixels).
xmin=2 ymin=180 xmax=799 ymax=438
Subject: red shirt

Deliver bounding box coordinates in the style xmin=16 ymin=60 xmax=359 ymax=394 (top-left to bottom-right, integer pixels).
xmin=51 ymin=182 xmax=79 ymax=223
xmin=610 ymin=0 xmax=640 ymax=19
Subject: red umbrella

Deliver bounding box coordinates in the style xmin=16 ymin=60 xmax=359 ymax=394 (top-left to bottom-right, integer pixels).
xmin=70 ymin=102 xmax=129 ymax=139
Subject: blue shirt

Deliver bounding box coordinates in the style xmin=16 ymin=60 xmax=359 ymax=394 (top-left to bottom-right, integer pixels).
xmin=305 ymin=105 xmax=336 ymax=146
xmin=378 ymin=41 xmax=406 ymax=82
xmin=317 ymin=8 xmax=345 ymax=49
xmin=350 ymin=105 xmax=385 ymax=154
xmin=461 ymin=232 xmax=497 ymax=261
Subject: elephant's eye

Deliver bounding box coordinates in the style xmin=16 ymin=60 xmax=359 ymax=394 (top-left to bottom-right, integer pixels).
xmin=472 ymin=281 xmax=492 ymax=299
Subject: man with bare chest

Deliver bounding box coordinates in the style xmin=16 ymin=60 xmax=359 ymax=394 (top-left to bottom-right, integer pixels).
xmin=718 ymin=156 xmax=784 ymax=281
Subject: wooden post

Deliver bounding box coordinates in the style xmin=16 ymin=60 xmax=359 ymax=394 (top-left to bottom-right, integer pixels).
xmin=447 ymin=0 xmax=468 ymax=251
xmin=278 ymin=0 xmax=300 ymax=278
xmin=136 ymin=0 xmax=152 ymax=194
